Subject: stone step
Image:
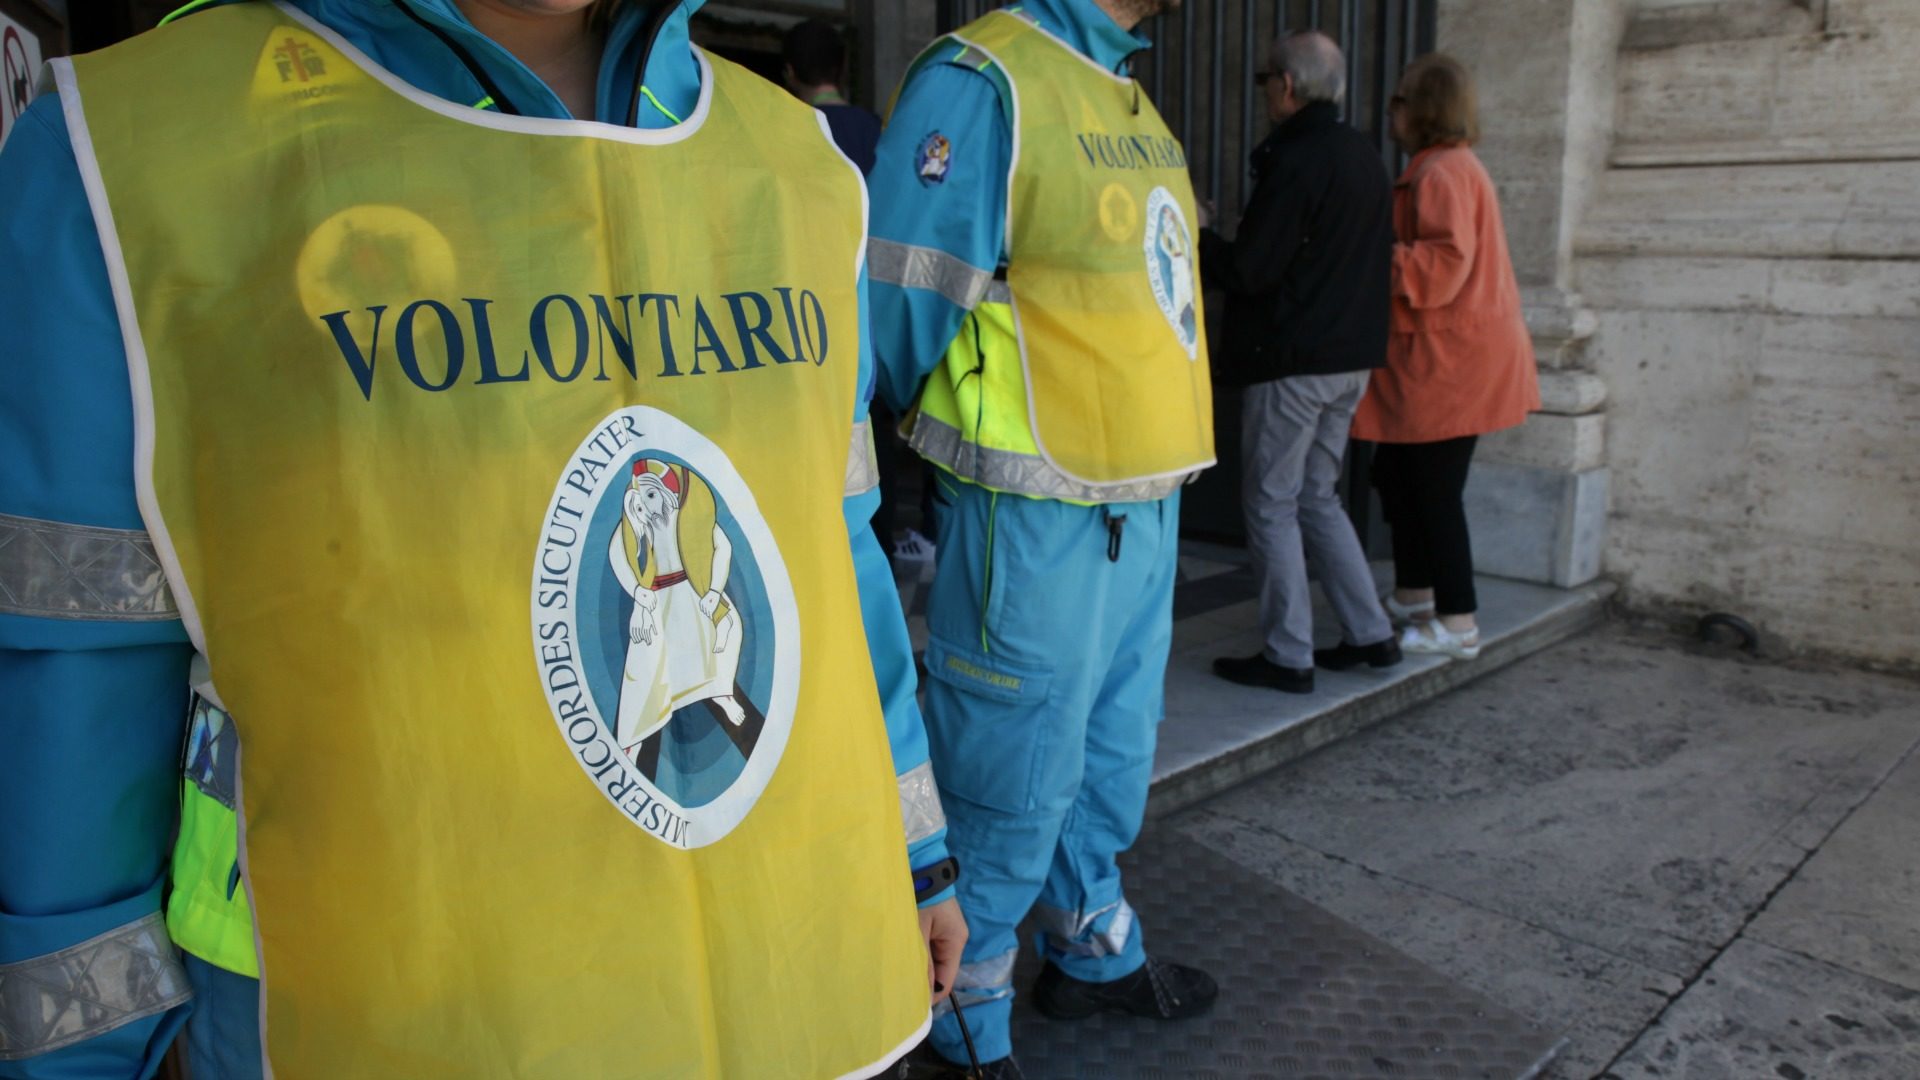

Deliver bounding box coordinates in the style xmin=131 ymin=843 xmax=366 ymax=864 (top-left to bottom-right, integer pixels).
xmin=896 ymin=544 xmax=1613 ymax=823
xmin=1147 ymin=553 xmax=1615 ymax=819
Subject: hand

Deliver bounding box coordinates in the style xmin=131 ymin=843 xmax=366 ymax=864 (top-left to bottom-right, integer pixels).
xmin=629 ymin=605 xmax=655 ymax=645
xmin=1197 ymin=198 xmax=1216 ymax=229
xmin=919 ymin=897 xmax=968 ymax=1006
xmin=699 ymin=589 xmax=721 ymax=620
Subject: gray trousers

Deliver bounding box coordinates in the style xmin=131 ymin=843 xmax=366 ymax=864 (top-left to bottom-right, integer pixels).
xmin=1241 ymin=372 xmax=1393 ymax=668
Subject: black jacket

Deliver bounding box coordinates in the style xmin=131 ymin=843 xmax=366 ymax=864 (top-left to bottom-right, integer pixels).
xmin=1200 ymin=102 xmax=1394 ymax=386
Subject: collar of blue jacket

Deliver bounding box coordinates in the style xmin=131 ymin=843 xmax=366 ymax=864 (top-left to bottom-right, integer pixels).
xmin=1019 ymin=0 xmax=1153 ymax=73
xmin=164 ymin=0 xmax=705 ymax=126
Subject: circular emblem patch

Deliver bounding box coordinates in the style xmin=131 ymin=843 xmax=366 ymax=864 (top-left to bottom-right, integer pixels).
xmin=1098 ymin=182 xmax=1138 ymax=241
xmin=532 ymin=407 xmax=799 ymax=849
xmin=295 ymin=205 xmax=455 ymax=325
xmin=916 ymin=131 xmax=952 ymax=186
xmin=1143 ymin=186 xmax=1199 ymax=359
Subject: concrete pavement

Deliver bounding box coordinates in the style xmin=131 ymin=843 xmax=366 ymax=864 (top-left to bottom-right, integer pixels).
xmin=1167 ymin=622 xmax=1920 ymax=1079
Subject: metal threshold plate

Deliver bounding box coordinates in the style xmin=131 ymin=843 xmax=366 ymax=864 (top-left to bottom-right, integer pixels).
xmin=1003 ymin=831 xmax=1565 ymax=1079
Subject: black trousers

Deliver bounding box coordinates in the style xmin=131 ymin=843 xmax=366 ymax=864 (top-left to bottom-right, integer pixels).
xmin=1371 ymin=435 xmax=1479 ymax=616
xmin=868 ymin=401 xmax=934 ymax=550
xmin=870 ymin=401 xmax=900 ymax=549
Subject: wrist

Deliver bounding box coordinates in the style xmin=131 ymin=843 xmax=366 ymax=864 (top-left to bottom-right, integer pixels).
xmin=911 ymin=856 xmax=959 ymax=905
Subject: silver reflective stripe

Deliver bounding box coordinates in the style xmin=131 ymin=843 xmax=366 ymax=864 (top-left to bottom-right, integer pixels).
xmin=844 ymin=419 xmax=879 ymax=498
xmin=931 ymin=948 xmax=1018 ymax=1016
xmin=1032 ymin=898 xmax=1137 ymax=958
xmin=868 ymin=238 xmax=996 ymax=311
xmin=908 ymin=415 xmax=1189 ymax=504
xmin=0 ymin=512 xmax=177 ymax=621
xmin=952 ymin=44 xmax=994 ymax=70
xmin=983 ymin=280 xmax=1012 ymax=305
xmin=955 ymin=949 xmax=1017 ymax=990
xmin=897 ymin=761 xmax=947 ymax=845
xmin=184 ymin=696 xmax=240 ymax=809
xmin=0 ymin=913 xmax=191 ymax=1060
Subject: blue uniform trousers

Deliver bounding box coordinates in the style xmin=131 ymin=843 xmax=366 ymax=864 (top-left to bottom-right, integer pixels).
xmin=923 ymin=479 xmax=1179 ymax=1064
xmin=180 ymin=955 xmax=260 ymax=1080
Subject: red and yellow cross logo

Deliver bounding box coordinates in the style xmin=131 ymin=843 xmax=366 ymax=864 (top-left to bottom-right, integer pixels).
xmin=272 ymin=37 xmax=326 ymax=83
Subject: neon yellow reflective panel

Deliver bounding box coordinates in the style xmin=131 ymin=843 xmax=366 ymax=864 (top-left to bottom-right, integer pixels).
xmin=64 ymin=5 xmax=926 ymax=1076
xmin=169 ymin=697 xmax=258 ymax=977
xmin=908 ymin=11 xmax=1214 ymax=501
xmin=167 ymin=782 xmax=258 ymax=978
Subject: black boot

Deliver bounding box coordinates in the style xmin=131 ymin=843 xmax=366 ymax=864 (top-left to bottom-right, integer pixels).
xmin=1031 ymin=956 xmax=1219 ymax=1021
xmin=900 ymin=1054 xmax=1024 ymax=1079
xmin=1313 ymin=636 xmax=1404 ymax=671
xmin=1212 ymin=653 xmax=1314 ymax=693
xmin=900 ymin=1042 xmax=1024 ymax=1080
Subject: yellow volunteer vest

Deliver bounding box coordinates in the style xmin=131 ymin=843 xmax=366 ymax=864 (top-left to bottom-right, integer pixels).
xmin=903 ymin=10 xmax=1214 ymax=504
xmin=58 ymin=4 xmax=928 ymax=1076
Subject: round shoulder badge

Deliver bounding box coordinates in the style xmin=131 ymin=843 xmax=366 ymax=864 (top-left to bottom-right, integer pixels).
xmin=532 ymin=407 xmax=800 ymax=849
xmin=1143 ymin=186 xmax=1200 ymax=360
xmin=916 ymin=131 xmax=952 ymax=186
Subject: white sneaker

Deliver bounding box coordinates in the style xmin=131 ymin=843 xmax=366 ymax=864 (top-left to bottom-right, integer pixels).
xmin=892 ymin=528 xmax=936 ymax=565
xmin=1383 ymin=594 xmax=1436 ymax=628
xmin=1400 ymin=620 xmax=1481 ymax=660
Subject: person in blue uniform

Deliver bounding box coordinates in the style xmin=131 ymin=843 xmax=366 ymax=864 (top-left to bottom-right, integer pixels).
xmin=869 ymin=2 xmax=1219 ymax=1077
xmin=0 ymin=2 xmax=963 ymax=1075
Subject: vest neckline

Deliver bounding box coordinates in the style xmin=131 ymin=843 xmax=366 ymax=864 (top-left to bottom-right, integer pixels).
xmin=963 ymin=8 xmax=1136 ymax=88
xmin=274 ymin=0 xmax=715 ymax=146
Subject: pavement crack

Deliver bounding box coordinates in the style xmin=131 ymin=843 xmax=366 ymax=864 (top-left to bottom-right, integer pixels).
xmin=1595 ymin=735 xmax=1920 ymax=1077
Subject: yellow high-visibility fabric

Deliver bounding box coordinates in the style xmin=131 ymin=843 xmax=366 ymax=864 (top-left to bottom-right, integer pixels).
xmin=61 ymin=4 xmax=926 ymax=1076
xmin=908 ymin=10 xmax=1214 ymax=503
xmin=167 ymin=782 xmax=258 ymax=978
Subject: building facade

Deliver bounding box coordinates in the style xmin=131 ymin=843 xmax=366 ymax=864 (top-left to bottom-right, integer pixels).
xmin=1446 ymin=0 xmax=1918 ymax=669
xmin=8 ymin=0 xmax=1914 ymax=670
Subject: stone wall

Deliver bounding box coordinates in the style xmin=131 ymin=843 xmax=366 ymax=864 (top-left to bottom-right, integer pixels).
xmin=1440 ymin=0 xmax=1917 ymax=667
xmin=1575 ymin=0 xmax=1920 ymax=668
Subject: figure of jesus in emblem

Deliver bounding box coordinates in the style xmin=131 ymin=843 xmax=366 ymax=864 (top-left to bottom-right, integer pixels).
xmin=919 ymin=134 xmax=951 ymax=183
xmin=608 ymin=458 xmax=747 ymax=761
xmin=1159 ymin=205 xmax=1196 ymax=342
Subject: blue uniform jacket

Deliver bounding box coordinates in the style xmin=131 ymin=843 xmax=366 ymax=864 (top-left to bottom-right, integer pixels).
xmin=0 ymin=2 xmax=946 ymax=1075
xmin=867 ymin=0 xmax=1149 ymax=417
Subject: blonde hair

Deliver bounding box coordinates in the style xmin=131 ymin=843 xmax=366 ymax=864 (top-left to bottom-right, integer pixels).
xmin=1396 ymin=53 xmax=1479 ymax=150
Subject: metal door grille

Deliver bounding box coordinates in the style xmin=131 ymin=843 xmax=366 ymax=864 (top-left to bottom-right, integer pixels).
xmin=936 ymin=0 xmax=1436 ymax=231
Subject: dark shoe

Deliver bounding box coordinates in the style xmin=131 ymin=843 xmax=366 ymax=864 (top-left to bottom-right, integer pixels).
xmin=1212 ymin=653 xmax=1314 ymax=693
xmin=1031 ymin=957 xmax=1219 ymax=1021
xmin=899 ymin=1045 xmax=1024 ymax=1080
xmin=1313 ymin=636 xmax=1404 ymax=671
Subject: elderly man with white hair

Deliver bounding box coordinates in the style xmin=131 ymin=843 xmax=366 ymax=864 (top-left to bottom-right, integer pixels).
xmin=1202 ymin=30 xmax=1404 ymax=693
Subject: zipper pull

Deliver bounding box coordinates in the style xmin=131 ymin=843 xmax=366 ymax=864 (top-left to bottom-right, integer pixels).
xmin=1106 ymin=511 xmax=1128 ymax=562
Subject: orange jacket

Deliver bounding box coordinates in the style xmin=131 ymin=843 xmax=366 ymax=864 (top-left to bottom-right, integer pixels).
xmin=1352 ymin=145 xmax=1539 ymax=444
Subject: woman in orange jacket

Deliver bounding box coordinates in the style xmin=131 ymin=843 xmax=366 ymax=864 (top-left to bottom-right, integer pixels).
xmin=1352 ymin=53 xmax=1540 ymax=659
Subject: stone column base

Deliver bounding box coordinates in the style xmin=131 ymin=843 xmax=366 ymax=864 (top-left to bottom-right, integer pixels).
xmin=1466 ymin=463 xmax=1609 ymax=588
